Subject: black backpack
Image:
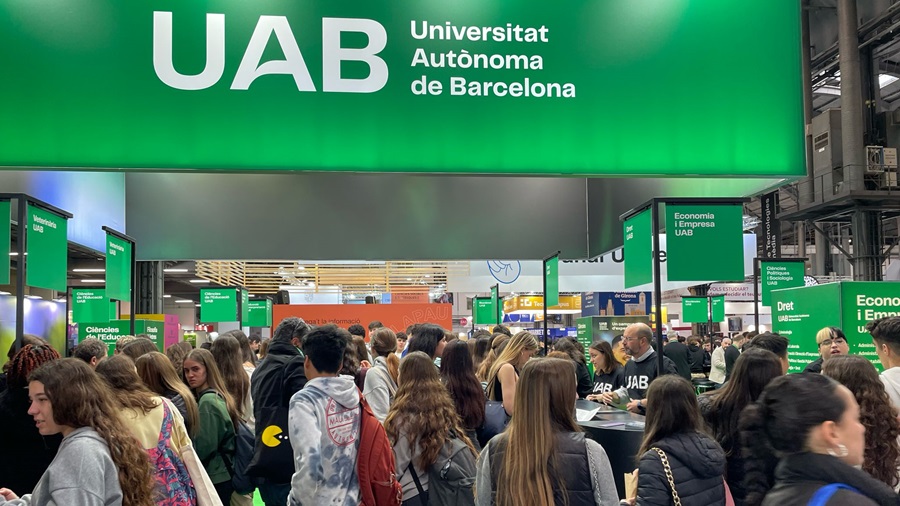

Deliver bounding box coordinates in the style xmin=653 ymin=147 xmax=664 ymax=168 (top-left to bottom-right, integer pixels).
xmin=200 ymin=390 xmax=255 ymax=494
xmin=409 ymin=431 xmax=476 ymax=506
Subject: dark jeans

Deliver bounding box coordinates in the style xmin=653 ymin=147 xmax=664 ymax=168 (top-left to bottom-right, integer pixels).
xmin=259 ymin=482 xmax=291 ymax=506
xmin=214 ymin=480 xmax=234 ymax=505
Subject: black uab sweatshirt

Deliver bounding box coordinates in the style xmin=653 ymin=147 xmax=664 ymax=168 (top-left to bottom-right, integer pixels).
xmin=624 ymin=349 xmax=678 ymax=403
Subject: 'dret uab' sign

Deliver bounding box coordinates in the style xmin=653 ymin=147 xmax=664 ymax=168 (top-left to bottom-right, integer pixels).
xmin=0 ymin=1 xmax=803 ymax=176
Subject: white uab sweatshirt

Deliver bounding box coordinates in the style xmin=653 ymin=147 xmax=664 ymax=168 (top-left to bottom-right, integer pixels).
xmin=287 ymin=375 xmax=361 ymax=506
xmin=881 ymin=367 xmax=900 ymax=410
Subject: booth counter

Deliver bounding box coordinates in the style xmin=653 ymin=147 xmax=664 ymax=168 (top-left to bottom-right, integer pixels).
xmin=577 ymin=399 xmax=644 ymax=499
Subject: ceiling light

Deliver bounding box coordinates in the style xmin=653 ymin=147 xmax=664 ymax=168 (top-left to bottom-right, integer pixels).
xmin=53 ymin=298 xmax=67 ymax=303
xmin=425 ymin=274 xmax=430 ymax=278
xmin=25 ymin=295 xmax=42 ymax=300
xmin=195 ymin=304 xmax=201 ymax=307
xmin=80 ymin=279 xmax=105 ymax=283
xmin=164 ymin=268 xmax=189 ymax=273
xmin=72 ymin=268 xmax=105 ymax=273
xmin=880 ymin=74 xmax=899 ymax=89
xmin=0 ymin=291 xmax=9 ymax=295
xmin=163 ymin=294 xmax=172 ymax=298
xmin=174 ymin=299 xmax=193 ymax=304
xmin=406 ymin=278 xmax=412 ymax=281
xmin=189 ymin=279 xmax=210 ymax=283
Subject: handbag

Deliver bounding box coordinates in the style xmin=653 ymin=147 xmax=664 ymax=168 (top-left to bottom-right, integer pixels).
xmin=181 ymin=442 xmax=225 ymax=506
xmin=651 ymin=448 xmax=682 ymax=506
xmin=478 ymin=378 xmax=511 ymax=447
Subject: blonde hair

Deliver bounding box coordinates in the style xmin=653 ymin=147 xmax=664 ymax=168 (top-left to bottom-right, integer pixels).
xmin=486 ymin=331 xmax=538 ymax=399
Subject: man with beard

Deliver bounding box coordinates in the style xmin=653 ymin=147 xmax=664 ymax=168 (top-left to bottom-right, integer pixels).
xmin=602 ymin=322 xmax=677 ymax=414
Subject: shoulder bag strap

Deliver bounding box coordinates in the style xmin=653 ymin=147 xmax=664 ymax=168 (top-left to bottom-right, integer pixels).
xmin=651 ymin=448 xmax=682 ymax=506
xmin=408 ymin=462 xmax=426 ymax=498
xmin=807 ymin=483 xmax=860 ymax=506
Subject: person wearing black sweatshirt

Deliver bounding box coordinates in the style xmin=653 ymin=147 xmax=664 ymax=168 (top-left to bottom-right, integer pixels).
xmin=601 ymin=323 xmax=677 ymax=414
xmin=687 ymin=337 xmax=706 ymax=377
xmin=663 ymin=335 xmax=692 ymax=381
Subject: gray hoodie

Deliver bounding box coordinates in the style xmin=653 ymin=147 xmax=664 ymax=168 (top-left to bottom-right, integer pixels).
xmin=0 ymin=427 xmax=122 ymax=505
xmin=287 ymin=375 xmax=361 ymax=506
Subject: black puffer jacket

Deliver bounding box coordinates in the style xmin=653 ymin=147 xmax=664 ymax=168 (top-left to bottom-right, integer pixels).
xmin=636 ymin=431 xmax=726 ymax=506
xmin=760 ymin=452 xmax=900 ymax=506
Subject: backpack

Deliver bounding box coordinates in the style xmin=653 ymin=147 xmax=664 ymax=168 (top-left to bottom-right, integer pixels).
xmin=200 ymin=390 xmax=256 ymax=495
xmin=807 ymin=483 xmax=861 ymax=506
xmin=356 ymin=394 xmax=402 ymax=506
xmin=408 ymin=431 xmax=476 ymax=506
xmin=150 ymin=400 xmax=198 ymax=505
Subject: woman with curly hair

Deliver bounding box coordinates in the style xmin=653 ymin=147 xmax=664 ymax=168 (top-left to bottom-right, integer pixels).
xmin=385 ymin=352 xmax=477 ymax=506
xmin=823 ymin=355 xmax=900 ymax=489
xmin=0 ymin=358 xmax=155 ymax=506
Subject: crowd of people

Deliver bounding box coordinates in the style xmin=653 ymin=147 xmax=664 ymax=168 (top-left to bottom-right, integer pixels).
xmin=1 ymin=315 xmax=900 ymax=505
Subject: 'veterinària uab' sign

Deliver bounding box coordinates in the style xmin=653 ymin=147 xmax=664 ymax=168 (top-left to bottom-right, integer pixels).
xmin=0 ymin=0 xmax=804 ymax=176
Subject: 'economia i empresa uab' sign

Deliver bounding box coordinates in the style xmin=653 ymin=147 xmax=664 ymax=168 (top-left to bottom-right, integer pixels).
xmin=0 ymin=1 xmax=803 ymax=176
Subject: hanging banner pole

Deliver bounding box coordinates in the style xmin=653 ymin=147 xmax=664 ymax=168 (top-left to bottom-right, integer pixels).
xmin=651 ymin=200 xmax=664 ymax=373
xmin=542 ymin=251 xmax=560 ymax=356
xmin=491 ymin=284 xmax=500 ymax=326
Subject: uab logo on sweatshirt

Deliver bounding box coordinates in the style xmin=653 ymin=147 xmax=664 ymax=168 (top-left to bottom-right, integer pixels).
xmin=326 ymin=399 xmax=358 ymax=446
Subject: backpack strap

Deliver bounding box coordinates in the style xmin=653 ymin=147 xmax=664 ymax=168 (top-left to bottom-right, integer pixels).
xmin=198 ymin=390 xmax=235 ymax=476
xmin=807 ymin=483 xmax=860 ymax=506
xmin=408 ymin=462 xmax=426 ymax=499
xmin=156 ymin=399 xmax=174 ymax=452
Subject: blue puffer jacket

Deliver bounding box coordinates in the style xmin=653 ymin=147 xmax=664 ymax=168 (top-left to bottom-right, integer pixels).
xmin=636 ymin=431 xmax=726 ymax=506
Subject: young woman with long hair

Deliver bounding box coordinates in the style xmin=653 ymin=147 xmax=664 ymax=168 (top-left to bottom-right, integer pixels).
xmin=486 ymin=331 xmax=538 ymax=416
xmin=440 ymin=340 xmax=486 ymax=451
xmin=135 ymin=351 xmax=200 ymax=438
xmin=634 ymin=375 xmax=726 ymax=505
xmin=741 ymin=372 xmax=895 ymax=506
xmin=553 ymin=338 xmax=593 ymax=399
xmin=385 ymin=352 xmax=477 ymax=506
xmin=166 ymin=341 xmax=194 ymax=380
xmin=476 ymin=334 xmax=508 ymax=382
xmin=473 ymin=334 xmax=492 ymax=373
xmin=222 ymin=329 xmax=257 ymax=376
xmin=183 ymin=349 xmax=239 ymax=504
xmin=475 ymin=358 xmax=618 ymax=506
xmin=362 ymin=327 xmax=400 ymax=421
xmin=0 ymin=358 xmax=155 ymax=506
xmin=96 ymin=355 xmax=196 ymax=505
xmin=697 ymin=349 xmax=782 ymax=505
xmin=585 ymin=340 xmax=625 ymax=401
xmin=210 ymin=334 xmax=252 ymax=429
xmin=822 ymin=355 xmax=900 ymax=489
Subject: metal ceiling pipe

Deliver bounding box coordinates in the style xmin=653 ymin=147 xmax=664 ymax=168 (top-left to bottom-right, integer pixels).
xmin=838 ymin=0 xmax=866 ymax=190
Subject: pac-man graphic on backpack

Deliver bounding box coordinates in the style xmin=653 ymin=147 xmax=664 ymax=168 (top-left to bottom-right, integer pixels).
xmin=262 ymin=424 xmax=289 ymax=447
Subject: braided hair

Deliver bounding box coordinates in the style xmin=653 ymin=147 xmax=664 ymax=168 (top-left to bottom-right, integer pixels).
xmin=7 ymin=343 xmax=60 ymax=390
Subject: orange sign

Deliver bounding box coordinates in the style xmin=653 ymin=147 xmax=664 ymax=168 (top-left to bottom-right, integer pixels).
xmin=390 ymin=291 xmax=430 ymax=304
xmin=272 ymin=303 xmax=453 ymax=338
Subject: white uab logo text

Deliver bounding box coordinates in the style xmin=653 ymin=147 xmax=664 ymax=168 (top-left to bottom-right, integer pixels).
xmin=152 ymin=12 xmax=388 ymax=92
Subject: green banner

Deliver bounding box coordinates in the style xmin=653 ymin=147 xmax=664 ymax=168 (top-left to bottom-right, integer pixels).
xmin=241 ymin=289 xmax=250 ymax=325
xmin=473 ymin=297 xmax=495 ymax=325
xmin=772 ymin=283 xmax=842 ymax=373
xmin=201 ymin=288 xmax=239 ymax=323
xmin=491 ymin=286 xmax=501 ymax=325
xmin=577 ymin=315 xmax=652 ymax=376
xmin=545 ymin=256 xmax=559 ymax=308
xmin=841 ymin=282 xmax=900 ymax=371
xmin=761 ymin=260 xmax=806 ymax=307
xmin=72 ymin=289 xmax=116 ymax=324
xmin=624 ymin=209 xmax=653 ymax=289
xmin=140 ymin=320 xmax=165 ymax=352
xmin=710 ymin=295 xmax=725 ymax=322
xmin=665 ymin=204 xmax=744 ymax=282
xmin=681 ymin=297 xmax=709 ymax=323
xmin=246 ymin=300 xmax=273 ymax=327
xmin=105 ymin=234 xmax=132 ymax=301
xmin=25 ymin=205 xmax=68 ymax=292
xmin=0 ymin=1 xmax=803 ymax=177
xmin=0 ymin=201 xmax=8 ymax=285
xmin=78 ymin=319 xmax=163 ymax=356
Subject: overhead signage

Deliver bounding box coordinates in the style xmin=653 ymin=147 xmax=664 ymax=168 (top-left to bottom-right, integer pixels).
xmin=106 ymin=234 xmax=132 ymax=302
xmin=582 ymin=292 xmax=650 ymax=317
xmin=0 ymin=201 xmax=8 ymax=285
xmin=545 ymin=256 xmax=559 ymax=307
xmin=240 ymin=289 xmax=250 ymax=325
xmin=72 ymin=289 xmax=116 ymax=324
xmin=760 ymin=192 xmax=780 ymax=259
xmin=25 ymin=205 xmax=68 ymax=292
xmin=473 ymin=297 xmax=495 ymax=325
xmin=665 ymin=204 xmax=744 ymax=282
xmin=491 ymin=286 xmax=501 ymax=325
xmin=623 ymin=209 xmax=653 ymax=289
xmin=761 ymin=260 xmax=806 ymax=307
xmin=0 ymin=1 xmax=803 ymax=176
xmin=711 ymin=295 xmax=725 ymax=322
xmin=681 ymin=297 xmax=709 ymax=324
xmin=502 ymin=295 xmax=581 ymax=313
xmin=78 ymin=319 xmax=164 ymax=356
xmin=200 ymin=288 xmax=239 ymax=323
xmin=246 ymin=300 xmax=273 ymax=327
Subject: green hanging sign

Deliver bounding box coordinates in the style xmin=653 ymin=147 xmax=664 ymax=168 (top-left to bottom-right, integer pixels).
xmin=200 ymin=288 xmax=239 ymax=323
xmin=491 ymin=285 xmax=501 ymax=325
xmin=761 ymin=260 xmax=806 ymax=307
xmin=665 ymin=204 xmax=744 ymax=282
xmin=545 ymin=255 xmax=559 ymax=307
xmin=710 ymin=295 xmax=725 ymax=322
xmin=246 ymin=299 xmax=273 ymax=327
xmin=106 ymin=234 xmax=132 ymax=302
xmin=72 ymin=288 xmax=116 ymax=324
xmin=624 ymin=209 xmax=653 ymax=289
xmin=473 ymin=297 xmax=495 ymax=325
xmin=681 ymin=297 xmax=709 ymax=324
xmin=241 ymin=289 xmax=250 ymax=325
xmin=25 ymin=204 xmax=68 ymax=292
xmin=0 ymin=200 xmax=9 ymax=285
xmin=771 ymin=283 xmax=843 ymax=373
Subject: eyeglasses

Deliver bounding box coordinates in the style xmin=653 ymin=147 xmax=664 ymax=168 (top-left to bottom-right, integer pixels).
xmin=819 ymin=338 xmax=846 ymax=347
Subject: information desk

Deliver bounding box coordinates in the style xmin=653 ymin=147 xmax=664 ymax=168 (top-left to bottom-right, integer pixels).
xmin=577 ymin=399 xmax=645 ymax=499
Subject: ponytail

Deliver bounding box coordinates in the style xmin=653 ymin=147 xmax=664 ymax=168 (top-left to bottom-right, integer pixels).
xmin=739 ymin=403 xmax=777 ymax=506
xmin=385 ymin=352 xmax=400 ymax=384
